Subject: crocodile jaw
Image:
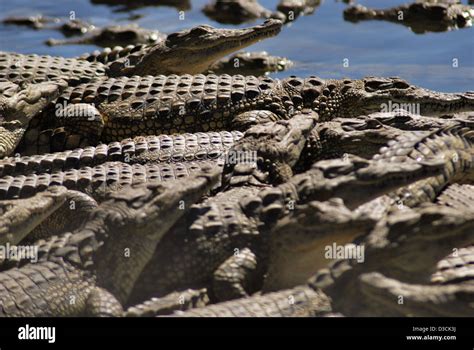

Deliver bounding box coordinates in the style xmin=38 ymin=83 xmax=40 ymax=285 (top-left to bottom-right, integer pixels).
xmin=346 ymin=79 xmax=474 ymax=117
xmin=158 ymin=19 xmax=282 ymax=74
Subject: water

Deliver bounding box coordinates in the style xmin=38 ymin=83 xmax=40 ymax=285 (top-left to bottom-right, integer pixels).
xmin=0 ymin=0 xmax=473 ymax=92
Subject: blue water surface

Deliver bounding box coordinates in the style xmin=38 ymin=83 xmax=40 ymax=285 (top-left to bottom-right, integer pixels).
xmin=0 ymin=0 xmax=472 ymax=92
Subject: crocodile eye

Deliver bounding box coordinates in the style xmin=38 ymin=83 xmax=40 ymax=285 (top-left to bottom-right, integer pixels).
xmin=393 ymin=81 xmax=410 ymax=89
xmin=287 ymin=78 xmax=303 ymax=87
xmin=119 ymin=31 xmax=138 ymax=40
xmin=364 ymin=80 xmax=394 ymax=92
xmin=166 ymin=33 xmax=179 ymax=41
xmin=190 ymin=26 xmax=211 ymax=35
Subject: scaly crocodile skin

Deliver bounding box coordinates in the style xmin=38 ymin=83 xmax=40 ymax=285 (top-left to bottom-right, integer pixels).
xmin=174 ymin=286 xmax=331 ymax=317
xmin=0 ymin=52 xmax=106 ymax=85
xmin=386 ymin=124 xmax=474 ymax=208
xmin=344 ymin=2 xmax=474 ymax=33
xmin=0 ymin=160 xmax=218 ymax=200
xmin=14 ymin=75 xmax=474 ymax=155
xmin=130 ymin=119 xmax=445 ymax=304
xmin=0 ymin=169 xmax=219 ymax=316
xmin=431 ymin=245 xmax=474 ymax=285
xmin=3 ymin=131 xmax=242 ymax=176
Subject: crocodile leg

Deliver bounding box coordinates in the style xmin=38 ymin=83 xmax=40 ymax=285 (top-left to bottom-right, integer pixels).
xmin=0 ymin=81 xmax=67 ymax=158
xmin=212 ymin=247 xmax=260 ymax=301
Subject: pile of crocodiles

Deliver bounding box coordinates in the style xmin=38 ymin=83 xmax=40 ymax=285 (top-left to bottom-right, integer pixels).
xmin=0 ymin=1 xmax=473 ymax=317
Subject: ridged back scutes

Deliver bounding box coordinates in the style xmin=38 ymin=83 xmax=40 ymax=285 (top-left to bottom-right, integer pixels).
xmin=0 ymin=160 xmax=214 ymax=200
xmin=0 ymin=52 xmax=105 ymax=85
xmin=57 ymin=74 xmax=278 ymax=117
xmin=373 ymin=123 xmax=474 ymax=164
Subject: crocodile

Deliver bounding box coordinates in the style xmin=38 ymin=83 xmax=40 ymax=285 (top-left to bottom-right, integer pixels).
xmin=0 ymin=81 xmax=68 ymax=159
xmin=207 ymin=51 xmax=292 ymax=76
xmin=295 ymin=117 xmax=409 ymax=166
xmin=294 ymin=110 xmax=472 ymax=170
xmin=0 ymin=21 xmax=282 ymax=157
xmin=13 ymin=75 xmax=474 ymax=159
xmin=352 ymin=110 xmax=471 ymax=131
xmin=0 ymin=159 xmax=219 ymax=201
xmin=295 ymin=117 xmax=474 ymax=217
xmin=1 ymin=131 xmax=243 ymax=176
xmin=0 ymin=168 xmax=219 ymax=316
xmin=0 ymin=20 xmax=282 ymax=85
xmin=0 ymin=186 xmax=69 ymax=246
xmin=340 ymin=272 xmax=474 ymax=317
xmin=387 ymin=123 xmax=474 ymax=209
xmin=177 ymin=199 xmax=474 ymax=317
xmin=126 ymin=288 xmax=210 ymax=316
xmin=173 ymin=284 xmax=331 ymax=317
xmin=1 ymin=15 xmax=59 ymax=29
xmin=0 ymin=188 xmax=98 ymax=269
xmin=90 ymin=0 xmax=191 ymax=11
xmin=311 ymin=204 xmax=474 ymax=316
xmin=277 ymin=0 xmax=321 ymax=22
xmin=129 ymin=119 xmax=444 ymax=304
xmin=436 ymin=183 xmax=474 ymax=210
xmin=52 ymin=19 xmax=97 ymax=37
xmin=22 ymin=190 xmax=98 ymax=245
xmin=2 ymin=16 xmax=98 ymax=37
xmin=46 ymin=23 xmax=164 ymax=47
xmin=431 ymin=245 xmax=474 ymax=285
xmin=221 ymin=110 xmax=319 ymax=184
xmin=203 ymin=0 xmax=285 ymax=24
xmin=324 ymin=121 xmax=474 ymax=219
xmin=326 ymin=122 xmax=474 ymax=227
xmin=344 ymin=2 xmax=474 ymax=34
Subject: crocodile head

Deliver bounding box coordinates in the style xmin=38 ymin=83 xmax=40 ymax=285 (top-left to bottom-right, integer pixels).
xmin=0 ymin=80 xmax=67 ymax=158
xmin=46 ymin=23 xmax=162 ymax=47
xmin=97 ymin=166 xmax=220 ymax=242
xmin=283 ymin=154 xmax=445 ymax=210
xmin=308 ymin=205 xmax=474 ymax=316
xmin=280 ymin=76 xmax=474 ymax=120
xmin=131 ymin=19 xmax=282 ymax=75
xmin=263 ymin=199 xmax=376 ymax=291
xmin=344 ymin=3 xmax=474 ymax=34
xmin=91 ymin=167 xmax=220 ymax=302
xmin=222 ymin=111 xmax=318 ymax=186
xmin=337 ymin=77 xmax=474 ymax=118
